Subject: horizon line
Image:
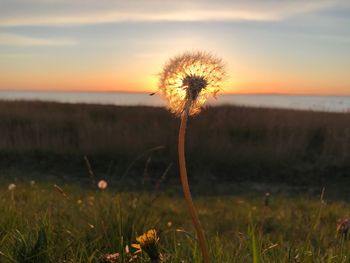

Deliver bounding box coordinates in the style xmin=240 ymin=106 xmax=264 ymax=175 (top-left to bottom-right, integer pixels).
xmin=0 ymin=89 xmax=350 ymax=97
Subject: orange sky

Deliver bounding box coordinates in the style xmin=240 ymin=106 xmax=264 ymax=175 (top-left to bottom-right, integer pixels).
xmin=0 ymin=0 xmax=349 ymax=95
xmin=1 ymin=62 xmax=348 ymax=96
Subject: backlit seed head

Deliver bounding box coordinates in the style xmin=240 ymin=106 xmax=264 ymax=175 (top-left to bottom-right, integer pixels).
xmin=98 ymin=180 xmax=108 ymax=190
xmin=159 ymin=51 xmax=225 ymax=116
xmin=8 ymin=183 xmax=16 ymax=191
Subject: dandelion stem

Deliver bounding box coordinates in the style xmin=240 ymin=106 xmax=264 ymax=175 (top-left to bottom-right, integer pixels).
xmin=178 ymin=105 xmax=210 ymax=263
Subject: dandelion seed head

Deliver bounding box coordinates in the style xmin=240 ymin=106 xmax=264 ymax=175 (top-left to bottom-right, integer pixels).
xmin=98 ymin=180 xmax=108 ymax=190
xmin=8 ymin=183 xmax=16 ymax=191
xmin=159 ymin=51 xmax=225 ymax=116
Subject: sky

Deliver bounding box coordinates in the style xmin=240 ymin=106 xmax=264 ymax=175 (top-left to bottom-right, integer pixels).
xmin=0 ymin=0 xmax=349 ymax=95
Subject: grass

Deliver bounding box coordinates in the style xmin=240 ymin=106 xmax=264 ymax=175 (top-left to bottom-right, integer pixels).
xmin=0 ymin=183 xmax=349 ymax=262
xmin=1 ymin=100 xmax=350 ymax=262
xmin=0 ymin=100 xmax=350 ymax=187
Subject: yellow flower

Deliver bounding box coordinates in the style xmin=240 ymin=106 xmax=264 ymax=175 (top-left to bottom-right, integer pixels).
xmin=159 ymin=51 xmax=225 ymax=116
xmin=131 ymin=229 xmax=160 ymax=260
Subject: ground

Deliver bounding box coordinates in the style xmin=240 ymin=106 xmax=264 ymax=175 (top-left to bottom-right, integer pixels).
xmin=0 ymin=183 xmax=349 ymax=262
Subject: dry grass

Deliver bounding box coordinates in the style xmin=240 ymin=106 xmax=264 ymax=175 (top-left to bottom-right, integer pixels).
xmin=0 ymin=100 xmax=349 ymax=186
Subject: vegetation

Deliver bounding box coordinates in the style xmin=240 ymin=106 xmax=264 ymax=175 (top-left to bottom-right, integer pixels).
xmin=1 ymin=100 xmax=350 ymax=262
xmin=0 ymin=100 xmax=350 ymax=188
xmin=0 ymin=183 xmax=349 ymax=262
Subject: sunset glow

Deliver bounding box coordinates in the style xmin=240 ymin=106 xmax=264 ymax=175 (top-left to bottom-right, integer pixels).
xmin=0 ymin=0 xmax=349 ymax=95
xmin=159 ymin=51 xmax=225 ymax=115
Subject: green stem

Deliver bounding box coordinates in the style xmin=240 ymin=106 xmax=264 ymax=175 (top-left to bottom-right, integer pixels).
xmin=178 ymin=107 xmax=210 ymax=263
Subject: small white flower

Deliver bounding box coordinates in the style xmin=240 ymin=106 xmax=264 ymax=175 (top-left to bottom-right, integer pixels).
xmin=97 ymin=180 xmax=108 ymax=190
xmin=8 ymin=183 xmax=16 ymax=191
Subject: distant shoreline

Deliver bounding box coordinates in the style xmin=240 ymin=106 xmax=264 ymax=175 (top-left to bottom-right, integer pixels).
xmin=0 ymin=90 xmax=349 ymax=113
xmin=1 ymin=89 xmax=350 ymax=97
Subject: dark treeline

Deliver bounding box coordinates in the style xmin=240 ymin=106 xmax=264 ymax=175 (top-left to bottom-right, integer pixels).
xmin=0 ymin=100 xmax=349 ymax=186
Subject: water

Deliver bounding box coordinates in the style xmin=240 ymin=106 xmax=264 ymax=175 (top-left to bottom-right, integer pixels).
xmin=0 ymin=90 xmax=350 ymax=113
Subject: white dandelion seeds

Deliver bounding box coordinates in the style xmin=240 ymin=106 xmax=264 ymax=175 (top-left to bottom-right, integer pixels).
xmin=97 ymin=180 xmax=108 ymax=190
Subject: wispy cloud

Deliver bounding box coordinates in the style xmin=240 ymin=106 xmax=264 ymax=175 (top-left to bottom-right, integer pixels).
xmin=0 ymin=33 xmax=77 ymax=46
xmin=0 ymin=11 xmax=278 ymax=27
xmin=0 ymin=0 xmax=345 ymax=27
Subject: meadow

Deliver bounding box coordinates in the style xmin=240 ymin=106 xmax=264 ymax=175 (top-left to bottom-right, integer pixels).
xmin=0 ymin=100 xmax=350 ymax=262
xmin=0 ymin=183 xmax=350 ymax=263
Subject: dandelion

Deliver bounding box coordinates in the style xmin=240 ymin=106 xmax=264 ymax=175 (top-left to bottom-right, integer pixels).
xmin=8 ymin=183 xmax=16 ymax=201
xmin=264 ymin=192 xmax=271 ymax=207
xmin=98 ymin=180 xmax=108 ymax=190
xmin=8 ymin=183 xmax=16 ymax=191
xmin=159 ymin=51 xmax=225 ymax=116
xmin=132 ymin=229 xmax=162 ymax=262
xmin=158 ymin=51 xmax=225 ymax=263
xmin=30 ymin=180 xmax=35 ymax=186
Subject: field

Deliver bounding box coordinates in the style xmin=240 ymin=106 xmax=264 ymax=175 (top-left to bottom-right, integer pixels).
xmin=0 ymin=100 xmax=350 ymax=262
xmin=1 ymin=100 xmax=350 ymax=188
xmin=0 ymin=183 xmax=350 ymax=263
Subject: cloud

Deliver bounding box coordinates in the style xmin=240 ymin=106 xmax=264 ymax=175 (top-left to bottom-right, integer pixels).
xmin=0 ymin=0 xmax=346 ymax=27
xmin=0 ymin=33 xmax=77 ymax=46
xmin=0 ymin=11 xmax=278 ymax=27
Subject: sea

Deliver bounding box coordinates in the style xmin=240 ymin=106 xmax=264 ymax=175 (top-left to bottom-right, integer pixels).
xmin=0 ymin=90 xmax=350 ymax=113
